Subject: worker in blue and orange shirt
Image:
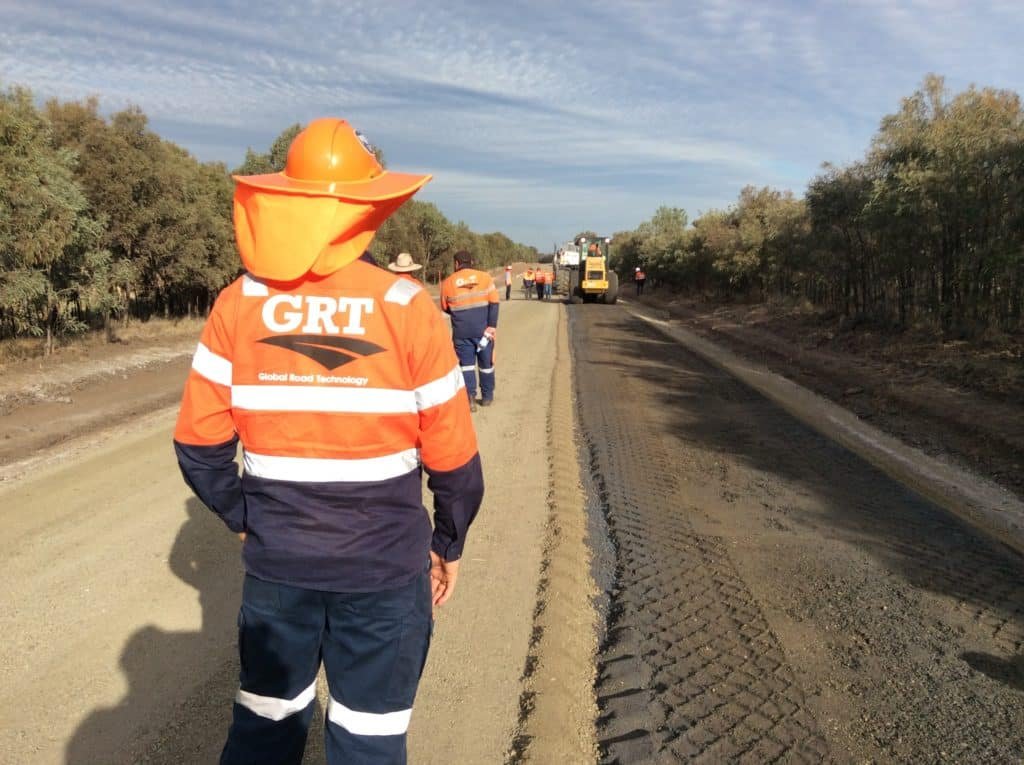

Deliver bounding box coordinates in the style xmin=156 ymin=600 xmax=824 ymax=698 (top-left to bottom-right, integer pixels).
xmin=173 ymin=118 xmax=483 ymax=765
xmin=441 ymin=250 xmax=499 ymax=409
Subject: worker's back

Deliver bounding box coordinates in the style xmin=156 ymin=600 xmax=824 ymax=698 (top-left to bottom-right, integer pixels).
xmin=440 ymin=267 xmax=499 ymax=339
xmin=175 ymin=257 xmax=476 ymax=592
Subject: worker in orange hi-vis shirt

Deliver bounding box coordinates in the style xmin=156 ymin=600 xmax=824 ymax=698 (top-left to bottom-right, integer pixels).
xmin=440 ymin=250 xmax=499 ymax=410
xmin=173 ymin=118 xmax=484 ymax=765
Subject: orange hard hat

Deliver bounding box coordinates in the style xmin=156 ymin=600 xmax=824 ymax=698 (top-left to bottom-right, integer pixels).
xmin=234 ymin=118 xmax=431 ymax=201
xmin=232 ymin=118 xmax=432 ymax=281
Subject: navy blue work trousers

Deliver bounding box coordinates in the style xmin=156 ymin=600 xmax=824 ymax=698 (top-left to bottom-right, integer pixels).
xmin=220 ymin=571 xmax=432 ymax=765
xmin=454 ymin=337 xmax=495 ymax=401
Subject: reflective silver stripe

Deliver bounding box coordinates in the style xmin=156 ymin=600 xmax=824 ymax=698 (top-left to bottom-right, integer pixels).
xmin=236 ymin=680 xmax=317 ymax=721
xmin=327 ymin=696 xmax=412 ymax=736
xmin=243 ymin=448 xmax=420 ymax=482
xmin=446 ymin=288 xmax=492 ymax=303
xmin=448 ymin=302 xmax=490 ymax=313
xmin=415 ymin=365 xmax=465 ymax=410
xmin=242 ymin=273 xmax=269 ymax=296
xmin=384 ymin=279 xmax=422 ymax=306
xmin=232 ymin=385 xmax=416 ymax=414
xmin=460 ymin=365 xmax=477 ymax=372
xmin=192 ymin=342 xmax=232 ymax=387
xmin=479 ymin=366 xmax=495 ymax=374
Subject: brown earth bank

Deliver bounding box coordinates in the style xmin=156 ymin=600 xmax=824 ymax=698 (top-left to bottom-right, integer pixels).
xmin=627 ymin=291 xmax=1024 ymax=501
xmin=0 ymin=331 xmax=198 ymax=470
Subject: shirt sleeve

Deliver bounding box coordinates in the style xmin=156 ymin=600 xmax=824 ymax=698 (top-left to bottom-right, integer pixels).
xmin=408 ymin=290 xmax=484 ymax=560
xmin=172 ymin=285 xmax=246 ymax=532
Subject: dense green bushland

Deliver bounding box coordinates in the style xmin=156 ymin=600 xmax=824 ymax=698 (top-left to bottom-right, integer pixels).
xmin=0 ymin=87 xmax=536 ymax=352
xmin=611 ymin=76 xmax=1024 ymax=337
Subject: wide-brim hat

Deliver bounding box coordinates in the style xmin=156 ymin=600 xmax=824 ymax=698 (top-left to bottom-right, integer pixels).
xmin=232 ymin=118 xmax=432 ymax=281
xmin=234 ymin=118 xmax=431 ymax=202
xmin=388 ymin=252 xmax=422 ymax=272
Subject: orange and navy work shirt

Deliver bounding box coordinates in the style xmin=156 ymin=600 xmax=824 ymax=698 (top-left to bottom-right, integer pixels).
xmin=173 ymin=255 xmax=484 ymax=592
xmin=439 ymin=267 xmax=499 ymax=340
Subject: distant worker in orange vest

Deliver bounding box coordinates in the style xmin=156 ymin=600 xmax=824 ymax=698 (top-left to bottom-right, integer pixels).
xmin=504 ymin=264 xmax=513 ymax=300
xmin=441 ymin=250 xmax=500 ymax=409
xmin=173 ymin=118 xmax=483 ymax=765
xmin=523 ymin=268 xmax=535 ymax=299
xmin=535 ymin=269 xmax=546 ymax=301
xmin=635 ymin=265 xmax=647 ymax=295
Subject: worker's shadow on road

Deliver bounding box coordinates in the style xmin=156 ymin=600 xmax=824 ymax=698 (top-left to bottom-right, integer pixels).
xmin=65 ymin=498 xmax=247 ymax=764
xmin=960 ymin=652 xmax=1024 ymax=692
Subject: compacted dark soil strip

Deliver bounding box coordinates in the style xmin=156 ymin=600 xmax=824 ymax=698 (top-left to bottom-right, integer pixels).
xmin=570 ymin=305 xmax=1024 ymax=763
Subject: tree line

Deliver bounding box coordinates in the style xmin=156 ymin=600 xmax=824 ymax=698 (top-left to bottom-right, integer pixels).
xmin=611 ymin=75 xmax=1024 ymax=336
xmin=0 ymin=85 xmax=537 ymax=352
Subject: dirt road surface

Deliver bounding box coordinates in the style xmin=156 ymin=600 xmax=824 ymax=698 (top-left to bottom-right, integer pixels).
xmin=5 ymin=287 xmax=1023 ymax=765
xmin=0 ymin=296 xmax=589 ymax=764
xmin=571 ymin=306 xmax=1024 ymax=763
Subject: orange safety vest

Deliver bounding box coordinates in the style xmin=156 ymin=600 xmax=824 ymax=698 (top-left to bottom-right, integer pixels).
xmin=176 ymin=259 xmax=476 ymax=475
xmin=174 ymin=259 xmax=482 ymax=592
xmin=635 ymin=270 xmax=646 ymax=280
xmin=440 ymin=267 xmax=500 ymax=339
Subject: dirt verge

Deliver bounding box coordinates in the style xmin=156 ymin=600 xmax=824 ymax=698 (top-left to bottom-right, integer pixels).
xmin=623 ymin=302 xmax=1024 ymax=558
xmin=629 ymin=294 xmax=1024 ymax=502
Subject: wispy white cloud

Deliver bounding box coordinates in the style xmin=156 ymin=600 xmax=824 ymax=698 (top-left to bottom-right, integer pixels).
xmin=2 ymin=0 xmax=1023 ymax=247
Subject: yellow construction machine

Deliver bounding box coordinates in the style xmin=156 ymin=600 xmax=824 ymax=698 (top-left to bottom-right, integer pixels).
xmin=565 ymin=235 xmax=619 ymax=304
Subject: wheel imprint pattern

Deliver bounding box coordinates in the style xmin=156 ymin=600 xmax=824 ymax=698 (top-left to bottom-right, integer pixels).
xmin=571 ymin=311 xmax=828 ymax=763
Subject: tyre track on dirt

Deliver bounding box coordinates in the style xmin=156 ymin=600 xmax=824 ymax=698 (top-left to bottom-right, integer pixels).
xmin=572 ymin=309 xmax=827 ymax=763
xmin=571 ymin=305 xmax=1024 ymax=763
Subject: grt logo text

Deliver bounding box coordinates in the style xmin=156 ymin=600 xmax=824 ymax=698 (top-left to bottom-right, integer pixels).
xmin=261 ymin=295 xmax=374 ymax=336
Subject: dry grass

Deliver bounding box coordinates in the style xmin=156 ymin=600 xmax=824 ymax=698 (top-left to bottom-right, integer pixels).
xmin=0 ymin=317 xmax=205 ymax=367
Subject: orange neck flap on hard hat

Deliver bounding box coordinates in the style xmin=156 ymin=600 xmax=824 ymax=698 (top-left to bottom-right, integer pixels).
xmin=233 ymin=186 xmax=408 ymax=281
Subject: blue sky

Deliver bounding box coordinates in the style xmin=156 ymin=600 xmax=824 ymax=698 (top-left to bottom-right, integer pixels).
xmin=2 ymin=1 xmax=1023 ymax=250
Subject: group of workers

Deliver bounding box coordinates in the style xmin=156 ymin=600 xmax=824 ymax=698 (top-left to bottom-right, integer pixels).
xmin=520 ymin=267 xmax=554 ymax=300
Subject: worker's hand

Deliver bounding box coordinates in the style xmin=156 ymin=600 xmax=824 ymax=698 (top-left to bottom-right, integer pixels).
xmin=238 ymin=532 xmax=247 ymax=542
xmin=484 ymin=326 xmax=496 ymax=341
xmin=429 ymin=551 xmax=460 ymax=608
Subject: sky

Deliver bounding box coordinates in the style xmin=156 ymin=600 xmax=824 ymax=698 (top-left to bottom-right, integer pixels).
xmin=2 ymin=1 xmax=1023 ymax=250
